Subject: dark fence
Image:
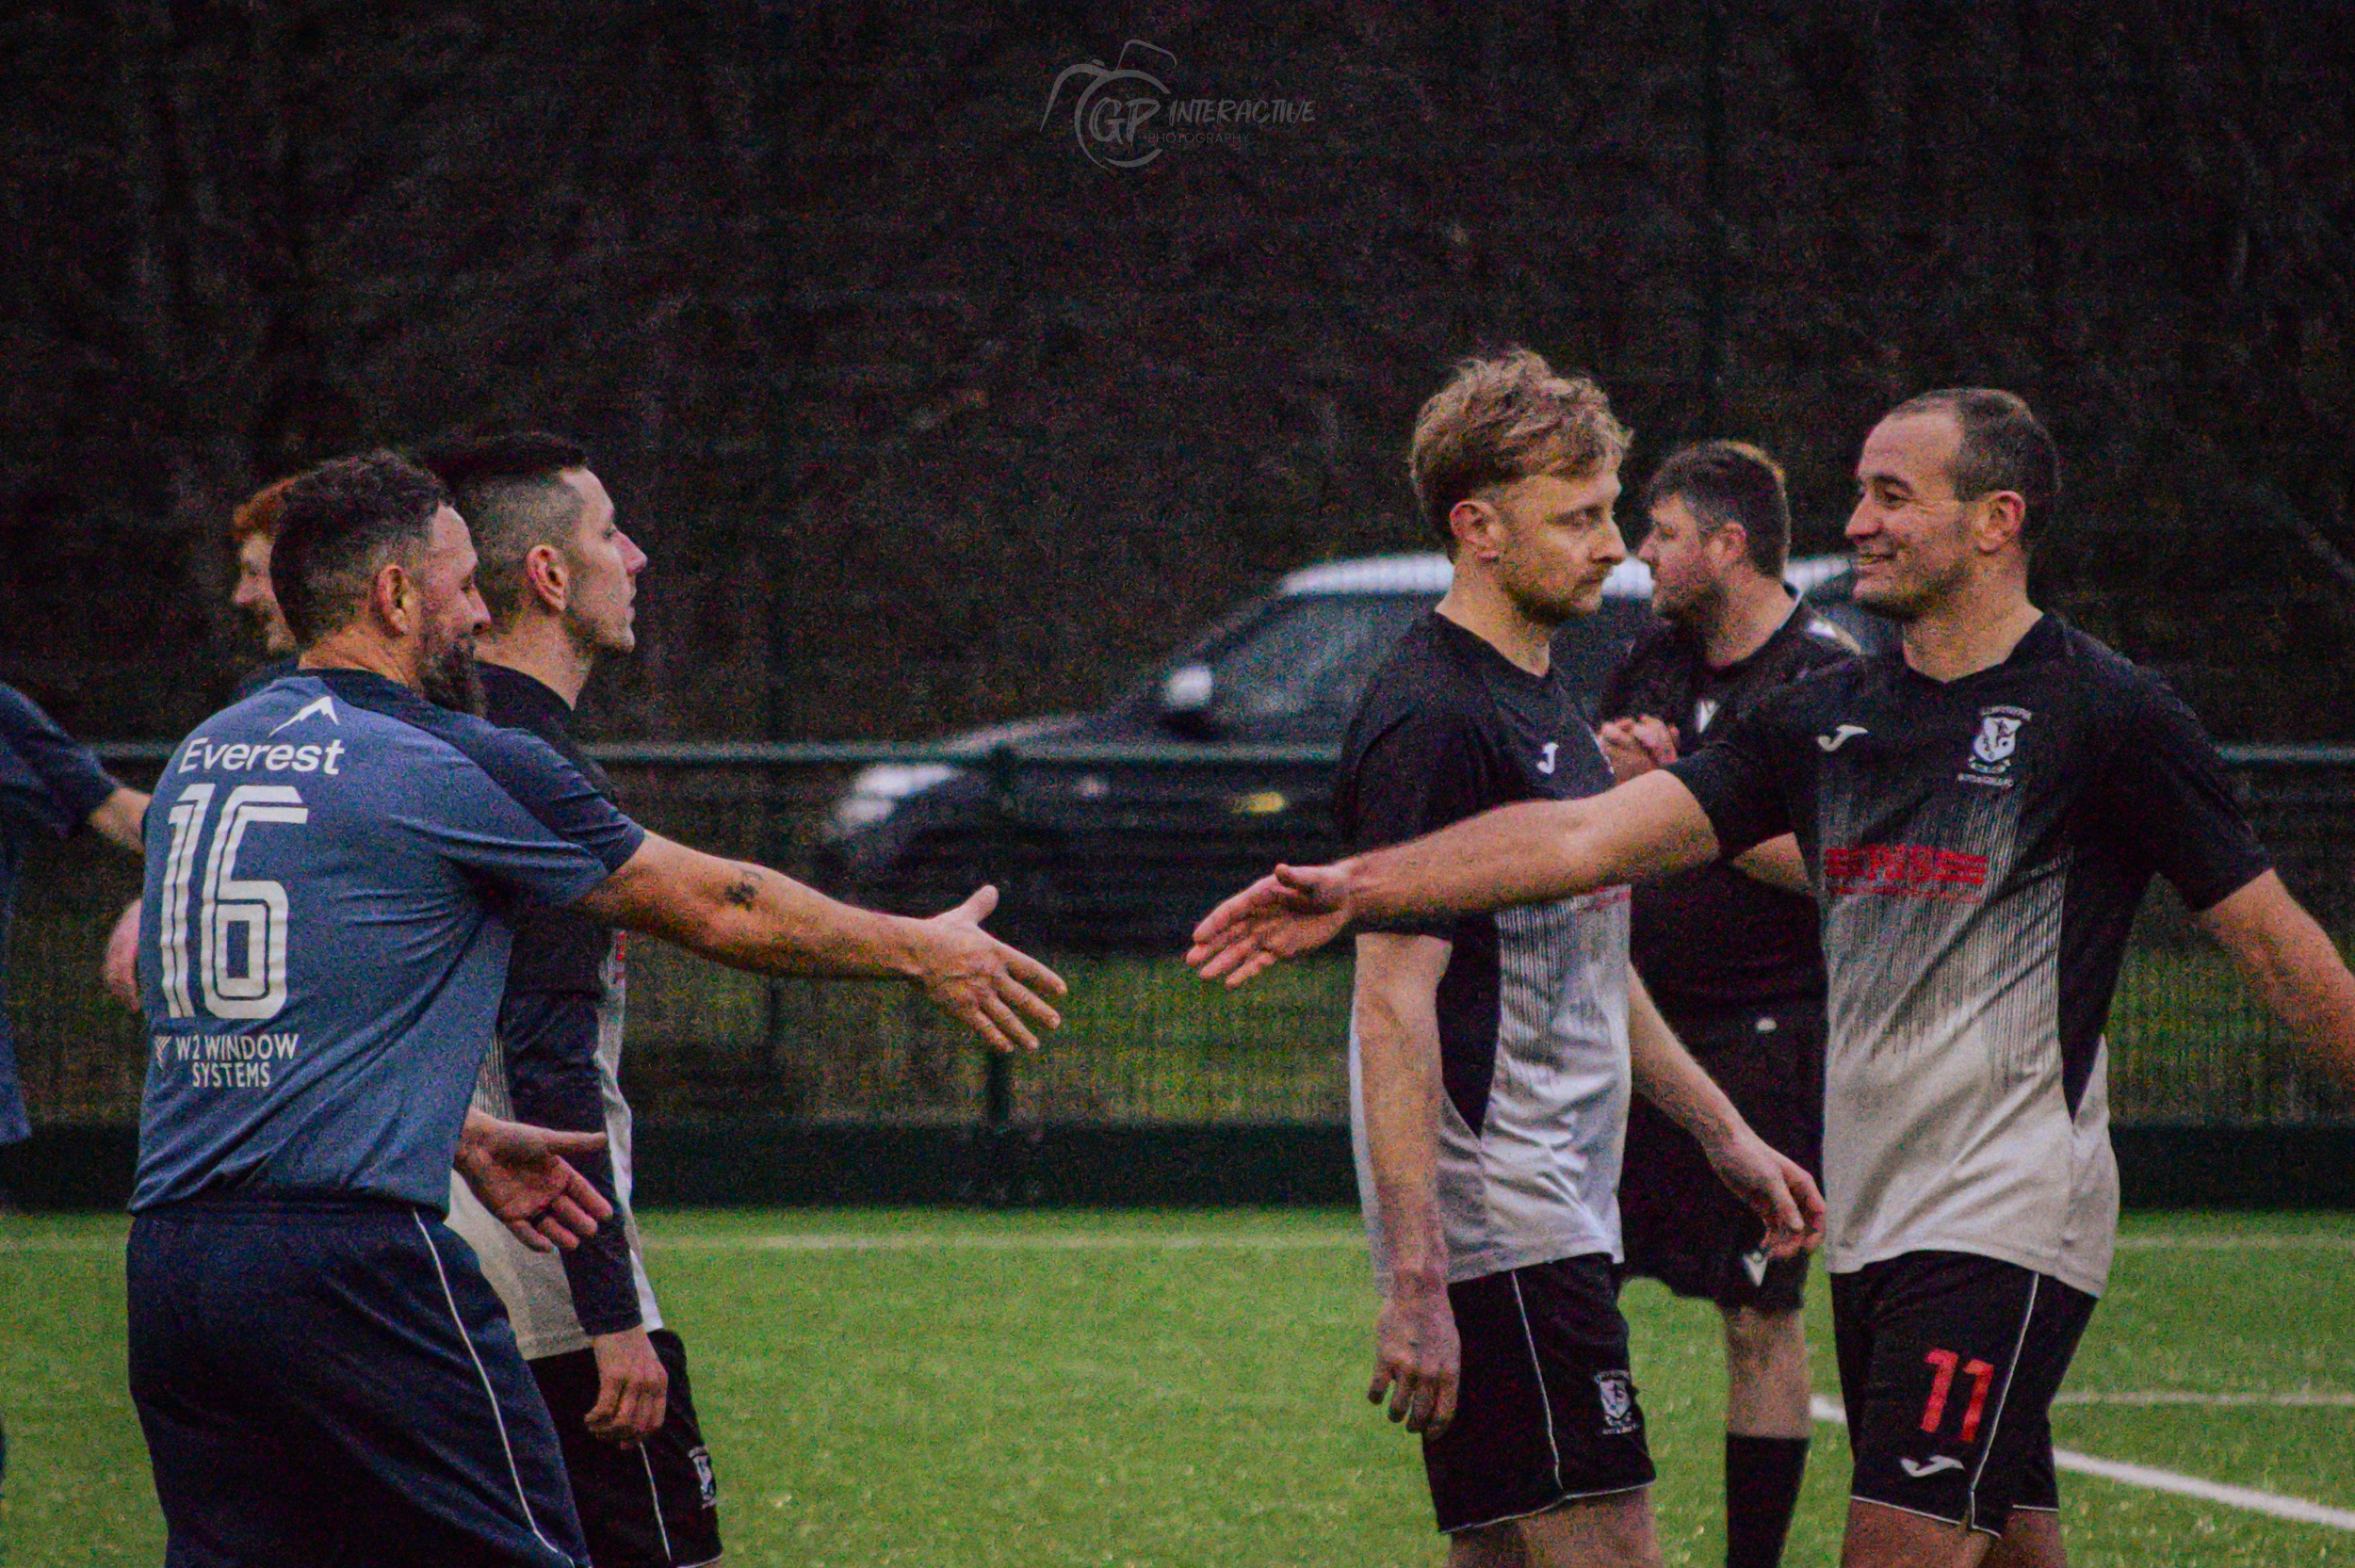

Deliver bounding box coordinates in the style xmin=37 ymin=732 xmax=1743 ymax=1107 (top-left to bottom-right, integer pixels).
xmin=9 ymin=742 xmax=2352 ymax=1146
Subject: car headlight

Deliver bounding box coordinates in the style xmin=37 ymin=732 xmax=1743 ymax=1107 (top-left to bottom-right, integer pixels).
xmin=831 ymin=764 xmax=960 ymax=833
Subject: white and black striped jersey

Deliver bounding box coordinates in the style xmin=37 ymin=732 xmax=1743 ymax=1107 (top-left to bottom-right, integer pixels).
xmin=1671 ymin=616 xmax=2270 ymax=1296
xmin=1337 ymin=611 xmax=1633 ymax=1285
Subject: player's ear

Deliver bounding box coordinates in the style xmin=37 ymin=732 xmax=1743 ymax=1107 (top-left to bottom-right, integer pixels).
xmin=525 ymin=544 xmax=569 ymax=614
xmin=1449 ymin=496 xmax=1503 ymax=560
xmin=371 ymin=561 xmax=414 ymax=635
xmin=1972 ymin=491 xmax=2027 ymax=555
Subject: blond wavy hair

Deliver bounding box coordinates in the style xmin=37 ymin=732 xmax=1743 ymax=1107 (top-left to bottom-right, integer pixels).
xmin=1409 ymin=348 xmax=1631 ymax=548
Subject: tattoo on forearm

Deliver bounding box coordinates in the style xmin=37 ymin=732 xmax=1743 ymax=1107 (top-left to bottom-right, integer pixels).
xmin=723 ymin=869 xmax=762 ymax=910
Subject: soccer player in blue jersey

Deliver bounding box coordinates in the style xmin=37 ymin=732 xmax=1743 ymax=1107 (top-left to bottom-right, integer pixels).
xmin=0 ymin=684 xmax=149 ymax=1145
xmin=128 ymin=451 xmax=1065 ymax=1567
xmin=0 ymin=682 xmax=147 ymax=1496
xmin=1192 ymin=390 xmax=2355 ymax=1568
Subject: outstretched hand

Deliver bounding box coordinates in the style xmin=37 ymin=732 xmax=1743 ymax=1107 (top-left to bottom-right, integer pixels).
xmin=454 ymin=1110 xmax=615 ymax=1253
xmin=1705 ymin=1131 xmax=1827 ymax=1260
xmin=912 ymin=885 xmax=1068 ymax=1052
xmin=1185 ymin=863 xmax=1356 ymax=988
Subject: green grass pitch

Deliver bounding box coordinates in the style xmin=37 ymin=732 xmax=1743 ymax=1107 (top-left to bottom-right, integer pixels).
xmin=5 ymin=1208 xmax=2352 ymax=1565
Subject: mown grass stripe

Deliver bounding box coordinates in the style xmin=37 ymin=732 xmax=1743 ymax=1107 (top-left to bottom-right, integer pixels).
xmin=644 ymin=1232 xmax=1366 ymax=1253
xmin=1809 ymin=1396 xmax=2355 ymax=1530
xmin=2054 ymin=1391 xmax=2355 ymax=1407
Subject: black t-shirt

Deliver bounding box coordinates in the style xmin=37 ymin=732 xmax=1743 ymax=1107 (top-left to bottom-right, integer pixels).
xmin=1600 ymin=597 xmax=1859 ymax=1013
xmin=1666 ymin=614 xmax=2270 ymax=1292
xmin=1335 ymin=611 xmax=1634 ymax=1281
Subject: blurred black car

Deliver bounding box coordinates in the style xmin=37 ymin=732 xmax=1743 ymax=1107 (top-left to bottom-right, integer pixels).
xmin=814 ymin=552 xmax=1890 ymax=952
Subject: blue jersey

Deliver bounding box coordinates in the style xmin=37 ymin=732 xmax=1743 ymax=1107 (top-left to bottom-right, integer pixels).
xmin=131 ymin=670 xmax=646 ymax=1210
xmin=0 ymin=683 xmax=123 ymax=1145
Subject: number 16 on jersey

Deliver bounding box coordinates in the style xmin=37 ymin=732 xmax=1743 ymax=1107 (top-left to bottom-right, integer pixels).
xmin=156 ymin=782 xmax=309 ymax=1021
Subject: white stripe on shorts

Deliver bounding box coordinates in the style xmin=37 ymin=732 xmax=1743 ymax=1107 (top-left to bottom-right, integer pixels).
xmin=413 ymin=1212 xmax=574 ymax=1565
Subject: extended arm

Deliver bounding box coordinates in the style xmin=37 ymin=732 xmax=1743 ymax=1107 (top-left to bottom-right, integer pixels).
xmin=1353 ymin=933 xmax=1461 ymax=1435
xmin=577 ymin=832 xmax=1065 ymax=1052
xmin=1190 ymin=770 xmax=1722 ymax=985
xmin=2196 ymin=871 xmax=2355 ymax=1084
xmin=1353 ymin=770 xmax=1720 ymax=919
xmin=1626 ymin=969 xmax=1825 ymax=1257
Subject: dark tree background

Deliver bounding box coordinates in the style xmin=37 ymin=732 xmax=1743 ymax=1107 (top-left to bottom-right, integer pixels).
xmin=3 ymin=0 xmax=2350 ymax=742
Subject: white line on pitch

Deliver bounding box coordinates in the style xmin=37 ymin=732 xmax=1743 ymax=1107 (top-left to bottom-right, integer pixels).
xmin=645 ymin=1232 xmax=1367 ymax=1253
xmin=1810 ymin=1396 xmax=2355 ymax=1530
xmin=0 ymin=1231 xmax=1370 ymax=1255
xmin=2112 ymin=1235 xmax=2355 ymax=1251
xmin=2054 ymin=1390 xmax=2355 ymax=1408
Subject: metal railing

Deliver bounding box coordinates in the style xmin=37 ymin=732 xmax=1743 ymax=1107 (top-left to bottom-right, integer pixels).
xmin=8 ymin=742 xmax=2350 ymax=1130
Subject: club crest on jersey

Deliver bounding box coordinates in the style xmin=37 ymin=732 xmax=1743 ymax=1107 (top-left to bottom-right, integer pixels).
xmin=1595 ymin=1370 xmax=1639 ymax=1434
xmin=1961 ymin=704 xmax=2032 ymax=787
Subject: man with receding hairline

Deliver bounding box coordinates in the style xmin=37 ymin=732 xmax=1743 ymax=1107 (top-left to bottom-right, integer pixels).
xmin=1191 ymin=387 xmax=2355 ymax=1568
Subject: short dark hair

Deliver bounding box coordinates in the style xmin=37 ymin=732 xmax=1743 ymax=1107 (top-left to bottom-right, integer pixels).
xmin=1883 ymin=388 xmax=2059 ymax=543
xmin=1638 ymin=440 xmax=1791 ymax=576
xmin=1409 ymin=348 xmax=1631 ymax=550
xmin=415 ymin=430 xmax=592 ymax=632
xmin=269 ymin=451 xmax=449 ymax=647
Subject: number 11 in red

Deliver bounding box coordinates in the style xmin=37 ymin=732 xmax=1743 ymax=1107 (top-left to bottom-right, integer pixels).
xmin=1920 ymin=1349 xmax=1996 ymax=1443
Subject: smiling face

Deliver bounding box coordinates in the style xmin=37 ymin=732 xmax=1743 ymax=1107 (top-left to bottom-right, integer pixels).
xmin=1455 ymin=467 xmax=1627 ymax=628
xmin=1847 ymin=412 xmax=1982 ymax=621
xmin=556 ymin=470 xmax=648 ymax=656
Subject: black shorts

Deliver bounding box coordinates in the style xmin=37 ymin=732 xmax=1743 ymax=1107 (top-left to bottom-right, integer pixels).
xmin=530 ymin=1330 xmax=723 ymax=1568
xmin=128 ymin=1196 xmax=587 ymax=1568
xmin=1423 ymin=1254 xmax=1656 ymax=1534
xmin=1831 ymin=1251 xmax=2098 ymax=1535
xmin=1617 ymin=1001 xmax=1824 ymax=1314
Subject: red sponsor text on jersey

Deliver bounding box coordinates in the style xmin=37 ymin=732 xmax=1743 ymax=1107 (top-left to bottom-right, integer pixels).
xmin=1823 ymin=843 xmax=1990 ymax=903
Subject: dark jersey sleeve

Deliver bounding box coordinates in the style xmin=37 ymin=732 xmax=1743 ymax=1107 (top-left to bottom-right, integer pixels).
xmin=415 ymin=725 xmax=646 ymax=908
xmin=497 ymin=990 xmax=641 ymax=1334
xmin=1339 ymin=705 xmax=1501 ymax=940
xmin=2098 ymin=678 xmax=2272 ymax=913
xmin=0 ymin=683 xmax=121 ymax=835
xmin=1664 ymin=690 xmax=1800 ymax=858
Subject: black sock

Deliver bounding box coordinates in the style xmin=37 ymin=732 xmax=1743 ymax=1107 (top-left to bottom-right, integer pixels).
xmin=1725 ymin=1432 xmax=1810 ymax=1568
